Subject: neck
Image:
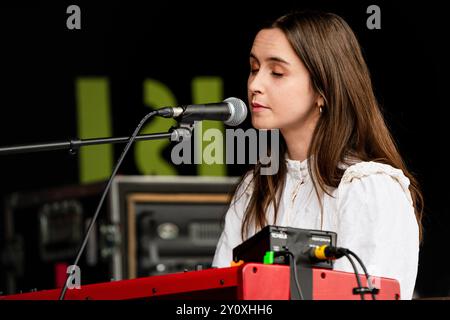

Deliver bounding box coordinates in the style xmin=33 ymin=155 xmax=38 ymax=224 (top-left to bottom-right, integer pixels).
xmin=281 ymin=116 xmax=318 ymax=162
xmin=282 ymin=130 xmax=310 ymax=161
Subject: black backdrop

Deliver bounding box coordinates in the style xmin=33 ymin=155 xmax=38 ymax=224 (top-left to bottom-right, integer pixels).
xmin=0 ymin=0 xmax=447 ymax=297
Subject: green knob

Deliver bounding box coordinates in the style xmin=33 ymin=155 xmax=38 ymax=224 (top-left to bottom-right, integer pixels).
xmin=263 ymin=251 xmax=274 ymax=264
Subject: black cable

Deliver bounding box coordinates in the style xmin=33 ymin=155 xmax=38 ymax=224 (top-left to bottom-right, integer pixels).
xmin=345 ymin=249 xmax=377 ymax=300
xmin=341 ymin=252 xmax=365 ymax=300
xmin=58 ymin=110 xmax=158 ymax=300
xmin=284 ymin=251 xmax=305 ymax=300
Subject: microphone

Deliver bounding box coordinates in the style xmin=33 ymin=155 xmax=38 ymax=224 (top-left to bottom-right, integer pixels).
xmin=309 ymin=245 xmax=347 ymax=261
xmin=156 ymin=97 xmax=248 ymax=126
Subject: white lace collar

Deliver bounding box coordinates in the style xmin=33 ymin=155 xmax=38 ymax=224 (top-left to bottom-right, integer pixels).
xmin=285 ymin=156 xmax=310 ymax=183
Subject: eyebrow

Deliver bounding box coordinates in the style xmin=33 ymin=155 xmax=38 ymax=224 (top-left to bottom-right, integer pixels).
xmin=250 ymin=52 xmax=290 ymax=65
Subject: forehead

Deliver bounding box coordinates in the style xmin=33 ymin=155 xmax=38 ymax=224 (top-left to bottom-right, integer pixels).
xmin=251 ymin=28 xmax=296 ymax=60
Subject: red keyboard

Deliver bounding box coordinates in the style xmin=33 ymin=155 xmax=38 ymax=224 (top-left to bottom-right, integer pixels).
xmin=0 ymin=263 xmax=400 ymax=300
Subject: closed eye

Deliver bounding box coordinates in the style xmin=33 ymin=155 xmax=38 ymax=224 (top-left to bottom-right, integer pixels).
xmin=271 ymin=72 xmax=284 ymax=77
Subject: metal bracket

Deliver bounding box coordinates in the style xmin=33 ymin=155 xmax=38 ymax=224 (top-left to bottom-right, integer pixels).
xmin=170 ymin=121 xmax=195 ymax=142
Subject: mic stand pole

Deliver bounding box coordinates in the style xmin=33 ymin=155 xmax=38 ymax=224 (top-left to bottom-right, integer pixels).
xmin=0 ymin=122 xmax=195 ymax=156
xmin=0 ymin=108 xmax=197 ymax=299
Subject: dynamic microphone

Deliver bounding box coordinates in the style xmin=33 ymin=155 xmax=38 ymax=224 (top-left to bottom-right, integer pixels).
xmin=156 ymin=97 xmax=248 ymax=126
xmin=309 ymin=245 xmax=347 ymax=261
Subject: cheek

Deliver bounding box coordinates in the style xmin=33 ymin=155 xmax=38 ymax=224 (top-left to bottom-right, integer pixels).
xmin=273 ymin=78 xmax=315 ymax=113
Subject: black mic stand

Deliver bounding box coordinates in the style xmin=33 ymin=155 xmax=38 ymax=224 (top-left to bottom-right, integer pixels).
xmin=0 ymin=122 xmax=195 ymax=156
xmin=0 ymin=110 xmax=196 ymax=300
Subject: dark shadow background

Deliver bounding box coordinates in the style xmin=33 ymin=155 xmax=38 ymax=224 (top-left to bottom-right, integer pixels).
xmin=0 ymin=0 xmax=447 ymax=297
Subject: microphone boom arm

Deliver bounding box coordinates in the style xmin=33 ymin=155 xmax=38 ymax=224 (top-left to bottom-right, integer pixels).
xmin=0 ymin=133 xmax=173 ymax=156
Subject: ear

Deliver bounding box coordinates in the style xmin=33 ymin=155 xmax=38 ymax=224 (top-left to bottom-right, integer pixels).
xmin=316 ymin=95 xmax=324 ymax=107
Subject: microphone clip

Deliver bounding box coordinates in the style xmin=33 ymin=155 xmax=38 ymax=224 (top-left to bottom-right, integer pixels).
xmin=169 ymin=120 xmax=195 ymax=142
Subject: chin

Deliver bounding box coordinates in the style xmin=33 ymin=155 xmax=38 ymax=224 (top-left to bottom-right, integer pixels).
xmin=251 ymin=119 xmax=276 ymax=130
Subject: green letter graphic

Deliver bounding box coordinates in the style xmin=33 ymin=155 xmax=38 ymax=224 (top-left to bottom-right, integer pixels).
xmin=136 ymin=79 xmax=177 ymax=175
xmin=192 ymin=77 xmax=226 ymax=176
xmin=76 ymin=78 xmax=113 ymax=184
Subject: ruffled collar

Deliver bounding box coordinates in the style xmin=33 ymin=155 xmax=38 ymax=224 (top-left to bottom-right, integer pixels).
xmin=285 ymin=156 xmax=310 ymax=183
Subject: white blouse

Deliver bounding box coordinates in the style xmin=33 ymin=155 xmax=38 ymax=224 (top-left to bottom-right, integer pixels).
xmin=212 ymin=158 xmax=420 ymax=300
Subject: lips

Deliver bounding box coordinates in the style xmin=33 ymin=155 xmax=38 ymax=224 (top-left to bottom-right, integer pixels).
xmin=251 ymin=101 xmax=270 ymax=110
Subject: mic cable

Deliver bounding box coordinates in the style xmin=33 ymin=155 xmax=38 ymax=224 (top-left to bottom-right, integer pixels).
xmin=309 ymin=245 xmax=377 ymax=300
xmin=58 ymin=110 xmax=158 ymax=300
xmin=284 ymin=250 xmax=305 ymax=300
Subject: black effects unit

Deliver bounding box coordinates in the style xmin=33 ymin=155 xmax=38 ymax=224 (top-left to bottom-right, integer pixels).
xmin=233 ymin=225 xmax=337 ymax=269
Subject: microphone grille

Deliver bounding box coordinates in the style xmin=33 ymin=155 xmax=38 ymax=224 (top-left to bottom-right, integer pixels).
xmin=223 ymin=97 xmax=248 ymax=126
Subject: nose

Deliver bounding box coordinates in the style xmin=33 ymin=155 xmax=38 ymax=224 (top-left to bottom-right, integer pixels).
xmin=248 ymin=72 xmax=264 ymax=96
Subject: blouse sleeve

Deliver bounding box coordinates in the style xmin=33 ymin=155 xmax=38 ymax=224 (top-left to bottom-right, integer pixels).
xmin=333 ymin=161 xmax=420 ymax=300
xmin=212 ymin=173 xmax=253 ymax=268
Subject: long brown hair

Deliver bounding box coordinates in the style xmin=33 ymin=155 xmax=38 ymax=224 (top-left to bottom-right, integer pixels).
xmin=238 ymin=11 xmax=424 ymax=242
